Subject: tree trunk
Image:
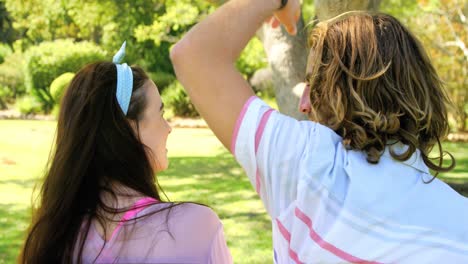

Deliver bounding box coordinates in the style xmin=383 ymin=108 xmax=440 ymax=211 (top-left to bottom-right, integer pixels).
xmin=256 ymin=16 xmax=308 ymax=120
xmin=314 ymin=0 xmax=381 ymax=20
xmin=257 ymin=0 xmax=382 ymax=119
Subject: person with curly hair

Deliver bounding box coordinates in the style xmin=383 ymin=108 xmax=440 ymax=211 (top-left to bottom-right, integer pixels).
xmin=171 ymin=0 xmax=468 ymax=262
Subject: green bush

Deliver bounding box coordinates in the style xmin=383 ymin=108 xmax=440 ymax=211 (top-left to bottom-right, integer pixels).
xmin=0 ymin=44 xmax=12 ymax=64
xmin=16 ymin=95 xmax=43 ymax=115
xmin=0 ymin=53 xmax=25 ymax=108
xmin=148 ymin=71 xmax=175 ymax=92
xmin=236 ymin=37 xmax=267 ymax=78
xmin=24 ymin=39 xmax=106 ymax=112
xmin=50 ymin=72 xmax=75 ymax=103
xmin=162 ymin=80 xmax=199 ymax=117
xmin=0 ymin=86 xmax=12 ymax=109
xmin=52 ymin=104 xmax=61 ymax=119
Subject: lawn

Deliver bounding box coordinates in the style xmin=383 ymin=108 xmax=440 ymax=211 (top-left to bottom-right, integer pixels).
xmin=0 ymin=120 xmax=467 ymax=263
xmin=0 ymin=120 xmax=272 ymax=263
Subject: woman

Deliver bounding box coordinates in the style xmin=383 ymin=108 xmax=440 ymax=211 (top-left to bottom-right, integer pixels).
xmin=20 ymin=43 xmax=232 ymax=263
xmin=171 ymin=0 xmax=468 ymax=263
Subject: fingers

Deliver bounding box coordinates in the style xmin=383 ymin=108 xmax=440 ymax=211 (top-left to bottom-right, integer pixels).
xmin=271 ymin=17 xmax=281 ymax=28
xmin=271 ymin=0 xmax=301 ymax=35
xmin=264 ymin=16 xmax=281 ymax=29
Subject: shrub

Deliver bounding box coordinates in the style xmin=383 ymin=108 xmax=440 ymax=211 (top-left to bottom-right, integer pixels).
xmin=24 ymin=39 xmax=106 ymax=112
xmin=148 ymin=71 xmax=175 ymax=92
xmin=236 ymin=37 xmax=267 ymax=78
xmin=0 ymin=86 xmax=12 ymax=109
xmin=0 ymin=43 xmax=12 ymax=64
xmin=16 ymin=95 xmax=43 ymax=115
xmin=162 ymin=80 xmax=199 ymax=117
xmin=0 ymin=53 xmax=25 ymax=108
xmin=50 ymin=72 xmax=75 ymax=103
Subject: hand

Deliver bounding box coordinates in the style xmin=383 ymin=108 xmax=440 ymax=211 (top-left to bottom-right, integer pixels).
xmin=265 ymin=0 xmax=301 ymax=35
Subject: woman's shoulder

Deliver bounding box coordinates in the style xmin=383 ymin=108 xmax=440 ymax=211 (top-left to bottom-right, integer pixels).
xmin=140 ymin=202 xmax=223 ymax=250
xmin=172 ymin=203 xmax=221 ymax=227
xmin=143 ymin=202 xmax=221 ymax=231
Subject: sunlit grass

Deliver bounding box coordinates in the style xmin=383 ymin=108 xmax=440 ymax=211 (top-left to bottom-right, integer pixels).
xmin=0 ymin=121 xmax=272 ymax=263
xmin=0 ymin=120 xmax=466 ymax=263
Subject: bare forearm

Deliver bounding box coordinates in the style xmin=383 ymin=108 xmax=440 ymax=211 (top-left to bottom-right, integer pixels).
xmin=169 ymin=0 xmax=296 ymax=149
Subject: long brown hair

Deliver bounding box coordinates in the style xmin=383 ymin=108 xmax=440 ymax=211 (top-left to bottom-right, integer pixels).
xmin=306 ymin=12 xmax=454 ymax=173
xmin=20 ymin=62 xmax=166 ymax=263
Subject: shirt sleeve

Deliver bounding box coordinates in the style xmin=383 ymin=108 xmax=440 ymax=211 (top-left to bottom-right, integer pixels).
xmin=231 ymin=96 xmax=321 ymax=217
xmin=208 ymin=223 xmax=233 ymax=264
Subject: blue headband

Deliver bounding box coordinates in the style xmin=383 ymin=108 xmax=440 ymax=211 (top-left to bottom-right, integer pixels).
xmin=113 ymin=41 xmax=133 ymax=115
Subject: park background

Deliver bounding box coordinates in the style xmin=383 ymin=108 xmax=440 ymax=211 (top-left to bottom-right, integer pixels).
xmin=0 ymin=0 xmax=466 ymax=263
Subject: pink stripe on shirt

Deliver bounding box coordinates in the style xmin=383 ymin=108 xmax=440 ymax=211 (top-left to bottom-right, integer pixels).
xmin=254 ymin=109 xmax=274 ymax=193
xmin=276 ymin=219 xmax=304 ymax=264
xmin=255 ymin=109 xmax=274 ymax=154
xmin=231 ymin=96 xmax=257 ymax=155
xmin=294 ymin=207 xmax=381 ymax=264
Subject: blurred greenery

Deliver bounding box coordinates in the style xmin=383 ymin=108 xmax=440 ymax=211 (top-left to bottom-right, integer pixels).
xmin=162 ymin=80 xmax=200 ymax=117
xmin=0 ymin=52 xmax=25 ymax=109
xmin=0 ymin=0 xmax=464 ymax=122
xmin=15 ymin=95 xmax=42 ymax=115
xmin=0 ymin=120 xmax=467 ymax=263
xmin=0 ymin=0 xmax=271 ymax=116
xmin=0 ymin=43 xmax=11 ymax=64
xmin=49 ymin=72 xmax=74 ymax=103
xmin=381 ymin=0 xmax=468 ymax=131
xmin=24 ymin=40 xmax=106 ymax=112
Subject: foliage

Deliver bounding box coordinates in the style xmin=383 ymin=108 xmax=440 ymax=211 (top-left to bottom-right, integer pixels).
xmin=162 ymin=80 xmax=199 ymax=117
xmin=1 ymin=0 xmax=466 ymax=130
xmin=0 ymin=52 xmax=25 ymax=108
xmin=149 ymin=71 xmax=176 ymax=92
xmin=134 ymin=0 xmax=213 ymax=46
xmin=302 ymin=0 xmax=316 ymax=24
xmin=3 ymin=0 xmax=168 ymax=72
xmin=24 ymin=39 xmax=106 ymax=112
xmin=50 ymin=72 xmax=74 ymax=103
xmin=236 ymin=37 xmax=268 ymax=78
xmin=15 ymin=95 xmax=42 ymax=114
xmin=382 ymin=0 xmax=468 ymax=131
xmin=0 ymin=1 xmax=18 ymax=46
xmin=0 ymin=43 xmax=12 ymax=64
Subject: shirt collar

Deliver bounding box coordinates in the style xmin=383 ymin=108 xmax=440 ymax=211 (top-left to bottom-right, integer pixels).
xmin=382 ymin=142 xmax=430 ymax=174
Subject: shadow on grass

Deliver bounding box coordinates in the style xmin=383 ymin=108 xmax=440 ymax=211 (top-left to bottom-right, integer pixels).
xmin=0 ymin=178 xmax=38 ymax=189
xmin=0 ymin=204 xmax=30 ymax=263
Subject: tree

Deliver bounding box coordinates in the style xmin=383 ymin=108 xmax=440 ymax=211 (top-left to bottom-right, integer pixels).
xmin=381 ymin=0 xmax=467 ymax=131
xmin=0 ymin=1 xmax=17 ymax=47
xmin=410 ymin=0 xmax=467 ymax=131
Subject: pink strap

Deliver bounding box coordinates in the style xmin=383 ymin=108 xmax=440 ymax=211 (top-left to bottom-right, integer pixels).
xmin=107 ymin=197 xmax=158 ymax=242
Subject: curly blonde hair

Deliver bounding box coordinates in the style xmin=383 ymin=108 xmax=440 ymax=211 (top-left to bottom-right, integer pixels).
xmin=306 ymin=12 xmax=454 ymax=174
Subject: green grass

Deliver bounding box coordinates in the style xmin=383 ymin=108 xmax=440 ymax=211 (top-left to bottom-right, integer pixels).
xmin=0 ymin=120 xmax=272 ymax=263
xmin=0 ymin=120 xmax=467 ymax=263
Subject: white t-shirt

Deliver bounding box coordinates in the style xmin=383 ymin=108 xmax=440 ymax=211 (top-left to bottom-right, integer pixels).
xmin=232 ymin=96 xmax=468 ymax=264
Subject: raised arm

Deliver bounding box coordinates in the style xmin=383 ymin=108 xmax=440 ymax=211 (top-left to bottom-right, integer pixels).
xmin=170 ymin=0 xmax=300 ymax=149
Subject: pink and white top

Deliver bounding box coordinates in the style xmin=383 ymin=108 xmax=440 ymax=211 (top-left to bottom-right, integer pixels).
xmin=232 ymin=96 xmax=468 ymax=263
xmin=75 ymin=198 xmax=232 ymax=263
